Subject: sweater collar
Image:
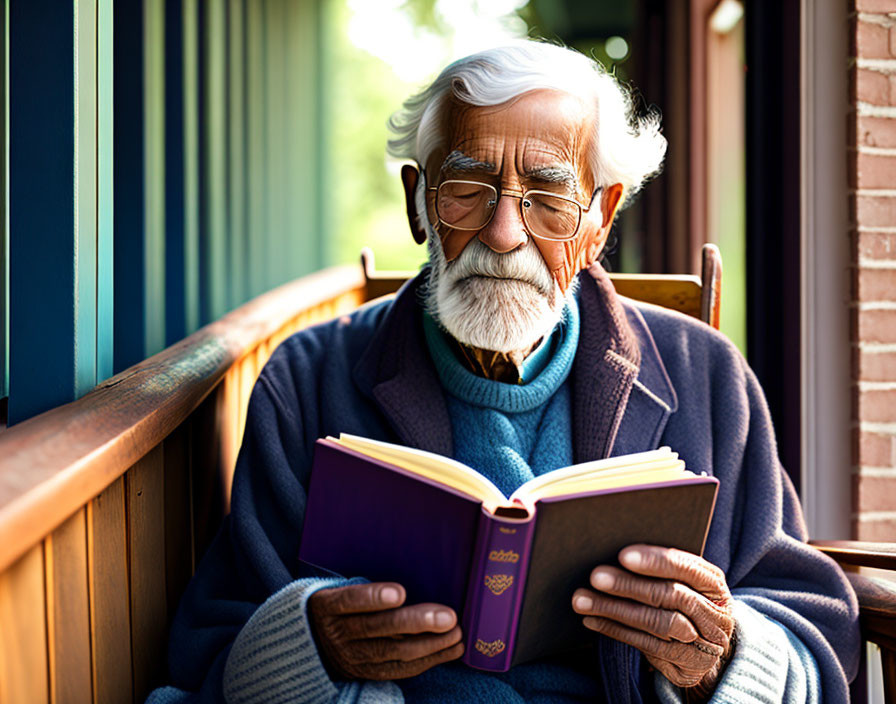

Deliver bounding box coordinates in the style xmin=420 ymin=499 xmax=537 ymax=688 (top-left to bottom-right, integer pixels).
xmin=352 ymin=264 xmax=677 ymax=461
xmin=421 ymin=299 xmax=580 ymax=412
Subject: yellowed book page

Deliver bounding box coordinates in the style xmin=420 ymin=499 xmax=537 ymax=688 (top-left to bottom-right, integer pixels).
xmin=522 ymin=466 xmax=695 ymax=502
xmin=510 ymin=448 xmax=679 ymax=501
xmin=334 ymin=434 xmax=505 ymax=508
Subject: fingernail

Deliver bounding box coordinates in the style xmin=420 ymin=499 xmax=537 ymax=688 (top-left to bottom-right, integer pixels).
xmin=574 ymin=595 xmax=593 ymax=611
xmin=591 ymin=571 xmax=613 ymax=590
xmin=380 ymin=587 xmax=400 ymax=605
xmin=435 ymin=611 xmax=453 ymax=628
xmin=623 ymin=550 xmax=642 ymax=567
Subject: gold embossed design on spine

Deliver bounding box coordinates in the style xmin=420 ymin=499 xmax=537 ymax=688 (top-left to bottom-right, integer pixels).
xmin=498 ymin=527 xmax=517 ymax=534
xmin=487 ymin=549 xmax=519 ymax=563
xmin=484 ymin=574 xmax=513 ymax=596
xmin=475 ymin=639 xmax=507 ymax=657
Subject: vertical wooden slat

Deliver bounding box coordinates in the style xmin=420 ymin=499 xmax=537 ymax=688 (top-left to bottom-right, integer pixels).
xmin=204 ymin=0 xmax=228 ymax=320
xmin=9 ymin=0 xmax=94 ymax=421
xmin=228 ymin=0 xmax=246 ymax=308
xmin=75 ymin=0 xmax=99 ymax=398
xmin=265 ymin=0 xmax=287 ymax=287
xmin=88 ymin=477 xmax=133 ymax=704
xmin=45 ymin=509 xmax=93 ymax=704
xmin=164 ymin=425 xmax=194 ymax=621
xmin=144 ymin=0 xmax=166 ymax=356
xmin=164 ymin=0 xmax=187 ymax=347
xmin=238 ymin=349 xmax=257 ymax=443
xmin=0 ymin=544 xmax=49 ymax=704
xmin=96 ymin=0 xmax=115 ymax=381
xmin=217 ymin=367 xmax=241 ymax=513
xmin=246 ymin=0 xmax=266 ymax=299
xmin=189 ymin=391 xmax=225 ymax=565
xmin=183 ymin=0 xmax=200 ymax=333
xmin=128 ymin=445 xmax=167 ymax=702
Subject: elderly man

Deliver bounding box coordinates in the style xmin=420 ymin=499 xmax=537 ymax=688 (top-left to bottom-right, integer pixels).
xmin=157 ymin=42 xmax=858 ymax=703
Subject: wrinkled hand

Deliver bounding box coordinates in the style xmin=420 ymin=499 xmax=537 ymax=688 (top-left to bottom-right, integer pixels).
xmin=572 ymin=544 xmax=735 ymax=699
xmin=308 ymin=582 xmax=464 ymax=681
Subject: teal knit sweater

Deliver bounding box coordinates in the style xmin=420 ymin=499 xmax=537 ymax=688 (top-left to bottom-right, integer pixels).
xmin=421 ymin=300 xmax=579 ymax=496
xmin=405 ymin=300 xmax=613 ymax=702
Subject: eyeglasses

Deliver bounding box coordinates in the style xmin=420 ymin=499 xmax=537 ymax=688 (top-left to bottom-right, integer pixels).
xmin=428 ymin=179 xmax=600 ymax=241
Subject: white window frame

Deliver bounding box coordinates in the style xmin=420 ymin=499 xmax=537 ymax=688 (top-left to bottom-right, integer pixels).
xmin=799 ymin=0 xmax=851 ymax=540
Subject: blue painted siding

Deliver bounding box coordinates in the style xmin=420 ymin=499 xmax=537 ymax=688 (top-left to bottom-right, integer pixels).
xmin=5 ymin=0 xmax=324 ymax=424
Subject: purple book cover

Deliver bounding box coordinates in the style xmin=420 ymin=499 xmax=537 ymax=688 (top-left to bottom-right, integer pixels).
xmin=299 ymin=439 xmax=719 ymax=672
xmin=299 ymin=440 xmax=483 ymax=613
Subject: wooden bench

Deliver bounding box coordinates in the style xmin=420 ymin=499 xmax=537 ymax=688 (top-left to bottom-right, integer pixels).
xmin=0 ymin=251 xmax=890 ymax=703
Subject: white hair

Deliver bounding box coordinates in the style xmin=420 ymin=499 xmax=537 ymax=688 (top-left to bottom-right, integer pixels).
xmin=388 ymin=41 xmax=667 ymax=203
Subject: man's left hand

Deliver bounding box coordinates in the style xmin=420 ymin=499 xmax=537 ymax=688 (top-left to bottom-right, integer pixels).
xmin=572 ymin=544 xmax=735 ymax=699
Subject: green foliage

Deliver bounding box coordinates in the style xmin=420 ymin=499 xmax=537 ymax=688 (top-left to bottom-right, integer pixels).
xmin=323 ymin=0 xmax=428 ymax=271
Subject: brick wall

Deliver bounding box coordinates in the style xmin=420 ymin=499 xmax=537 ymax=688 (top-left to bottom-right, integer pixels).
xmin=851 ymin=1 xmax=896 ymax=540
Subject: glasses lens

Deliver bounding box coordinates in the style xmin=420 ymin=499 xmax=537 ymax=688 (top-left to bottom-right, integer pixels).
xmin=437 ymin=182 xmax=496 ymax=230
xmin=524 ymin=193 xmax=581 ymax=239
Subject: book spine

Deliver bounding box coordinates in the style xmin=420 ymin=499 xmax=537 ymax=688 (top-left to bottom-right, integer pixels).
xmin=461 ymin=508 xmax=536 ymax=672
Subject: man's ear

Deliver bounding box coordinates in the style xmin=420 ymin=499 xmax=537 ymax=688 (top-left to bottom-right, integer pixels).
xmin=401 ymin=164 xmax=427 ymax=245
xmin=584 ymin=183 xmax=625 ymax=265
xmin=600 ymin=183 xmax=624 ymax=228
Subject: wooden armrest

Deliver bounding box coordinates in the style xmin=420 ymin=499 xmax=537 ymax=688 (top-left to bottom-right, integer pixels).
xmin=810 ymin=541 xmax=896 ymax=699
xmin=843 ymin=572 xmax=896 ymax=651
xmin=810 ymin=540 xmax=896 ymax=571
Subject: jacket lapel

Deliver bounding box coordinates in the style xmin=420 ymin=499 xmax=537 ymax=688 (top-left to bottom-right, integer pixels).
xmin=611 ymin=304 xmax=678 ymax=457
xmin=352 ymin=270 xmax=454 ymax=457
xmin=572 ymin=264 xmax=677 ymax=462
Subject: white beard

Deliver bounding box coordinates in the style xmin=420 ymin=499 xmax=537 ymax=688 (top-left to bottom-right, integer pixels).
xmin=416 ymin=180 xmax=574 ymax=356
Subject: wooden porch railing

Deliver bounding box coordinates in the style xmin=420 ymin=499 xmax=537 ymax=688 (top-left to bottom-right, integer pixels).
xmin=0 ymin=265 xmax=366 ymax=703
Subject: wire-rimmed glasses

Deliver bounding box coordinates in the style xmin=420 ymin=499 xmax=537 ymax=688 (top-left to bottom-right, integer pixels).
xmin=427 ymin=179 xmax=599 ymax=241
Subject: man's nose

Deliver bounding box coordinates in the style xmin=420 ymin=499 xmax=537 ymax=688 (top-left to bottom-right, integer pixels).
xmin=477 ymin=193 xmax=528 ymax=253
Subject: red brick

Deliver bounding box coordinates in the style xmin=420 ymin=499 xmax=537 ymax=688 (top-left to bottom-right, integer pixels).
xmin=856 ymin=348 xmax=896 ymax=381
xmin=856 ymin=475 xmax=896 ymax=511
xmin=855 ymin=115 xmax=896 ymax=148
xmin=853 ymin=429 xmax=896 ymax=465
xmin=856 ymin=267 xmax=896 ymax=299
xmin=855 ymin=231 xmax=896 ymax=259
xmin=854 ymin=67 xmax=892 ymax=104
xmin=855 ymin=518 xmax=896 ymax=541
xmin=856 ymin=19 xmax=895 ymax=59
xmin=856 ymin=309 xmax=896 ymax=342
xmin=858 ymin=388 xmax=896 ymax=421
xmin=855 ymin=195 xmax=896 ymax=227
xmin=856 ymin=0 xmax=896 ymax=10
xmin=856 ymin=152 xmax=896 ymax=188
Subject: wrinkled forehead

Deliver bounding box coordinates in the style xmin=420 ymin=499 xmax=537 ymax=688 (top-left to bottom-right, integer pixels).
xmin=425 ymin=89 xmax=597 ymax=195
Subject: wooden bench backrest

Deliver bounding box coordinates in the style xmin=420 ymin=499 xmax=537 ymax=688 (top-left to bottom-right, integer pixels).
xmin=0 ymin=251 xmax=723 ymax=702
xmin=361 ymin=244 xmax=723 ymax=330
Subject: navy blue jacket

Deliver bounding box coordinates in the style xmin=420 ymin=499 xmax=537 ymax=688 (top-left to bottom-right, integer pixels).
xmin=166 ymin=265 xmax=859 ymax=702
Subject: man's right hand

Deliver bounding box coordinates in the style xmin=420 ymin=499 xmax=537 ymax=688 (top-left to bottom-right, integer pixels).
xmin=308 ymin=582 xmax=464 ymax=681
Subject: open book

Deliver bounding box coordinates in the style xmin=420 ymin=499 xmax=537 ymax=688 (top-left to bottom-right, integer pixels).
xmin=299 ymin=434 xmax=718 ymax=672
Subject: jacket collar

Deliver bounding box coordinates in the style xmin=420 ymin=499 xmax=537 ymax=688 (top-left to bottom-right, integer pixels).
xmin=352 ymin=272 xmax=455 ymax=457
xmin=352 ymin=264 xmax=677 ymax=462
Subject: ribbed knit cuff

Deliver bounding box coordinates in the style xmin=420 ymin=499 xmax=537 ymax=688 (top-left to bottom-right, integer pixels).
xmin=654 ymin=599 xmax=821 ymax=704
xmin=222 ymin=577 xmax=356 ymax=704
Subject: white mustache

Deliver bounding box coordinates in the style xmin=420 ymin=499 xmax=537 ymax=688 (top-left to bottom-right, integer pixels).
xmin=445 ymin=239 xmax=554 ymax=299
